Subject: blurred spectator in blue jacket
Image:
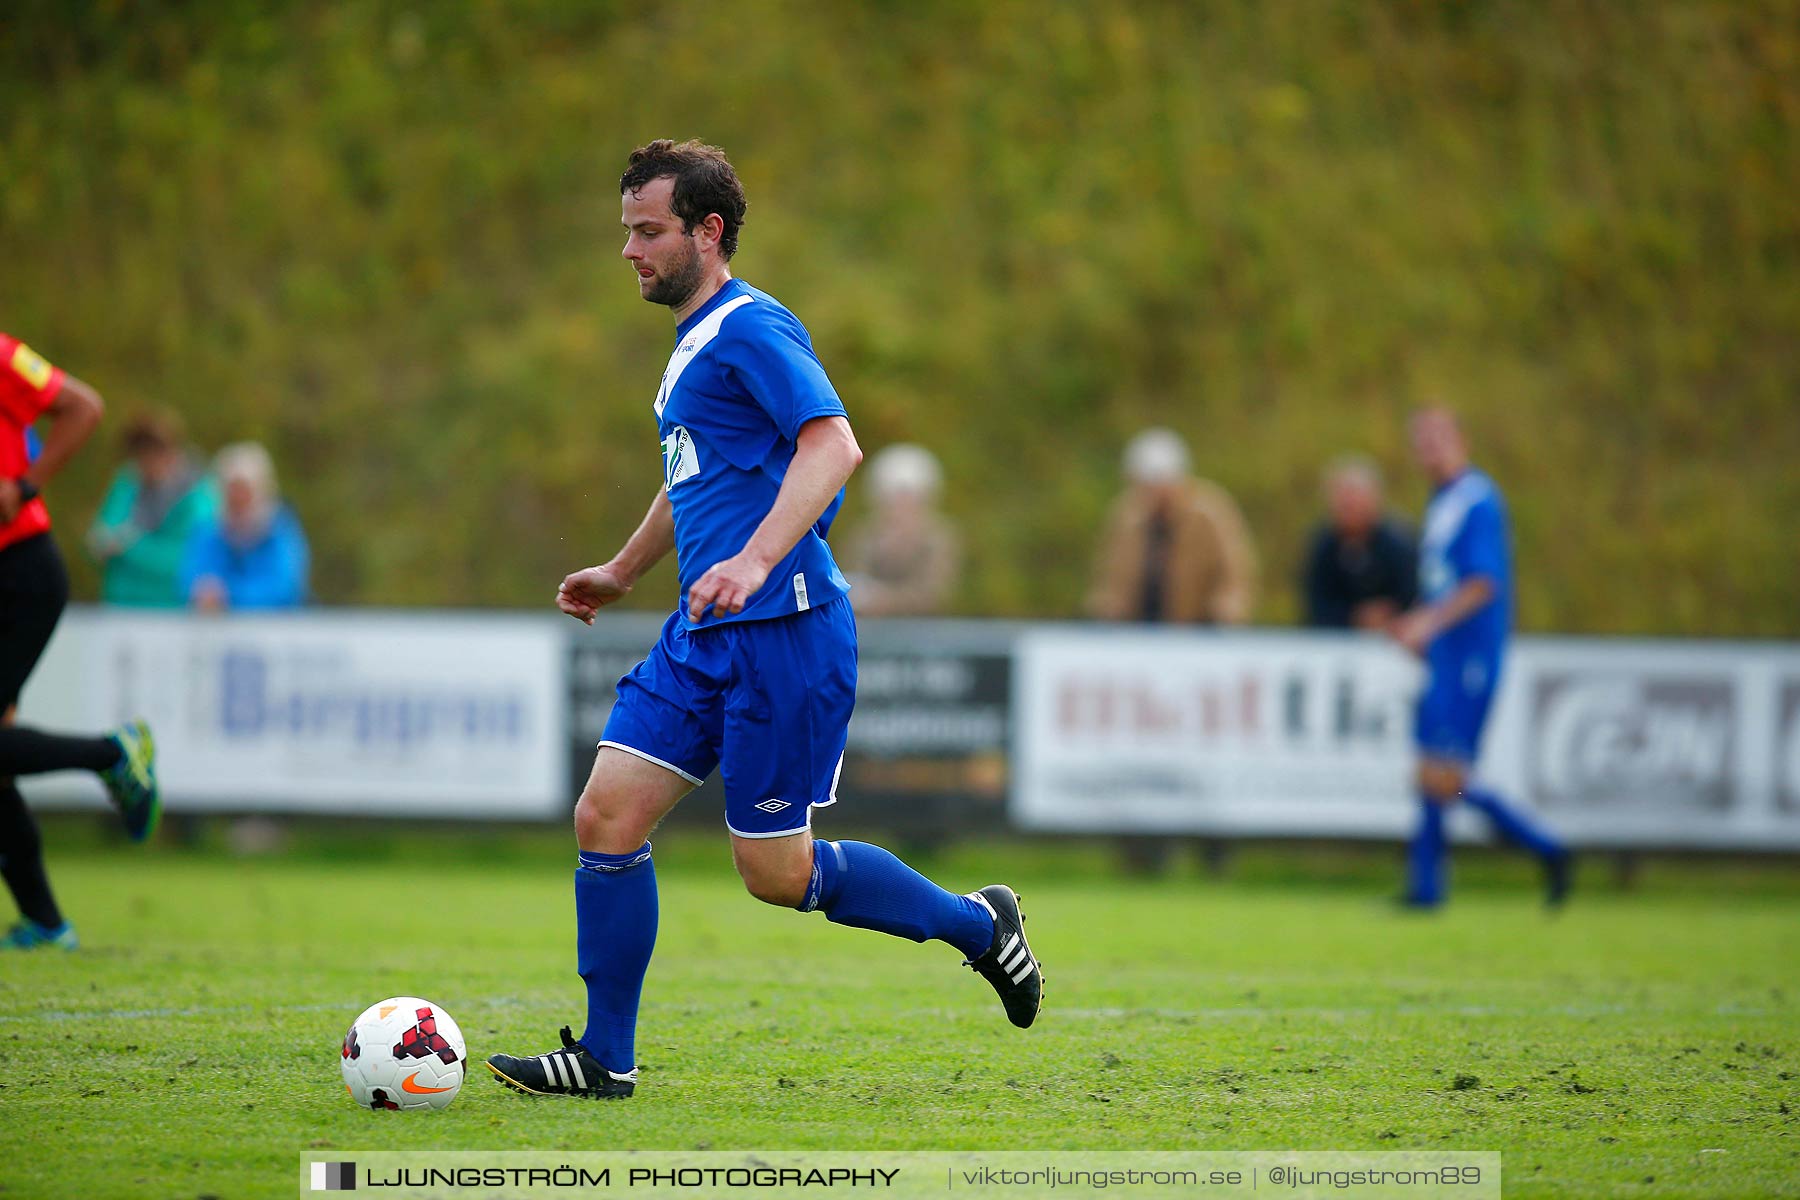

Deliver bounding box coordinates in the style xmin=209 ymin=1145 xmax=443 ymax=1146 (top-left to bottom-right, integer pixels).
xmin=85 ymin=410 xmax=220 ymax=607
xmin=1301 ymin=455 xmax=1417 ymax=630
xmin=182 ymin=442 xmax=309 ymax=611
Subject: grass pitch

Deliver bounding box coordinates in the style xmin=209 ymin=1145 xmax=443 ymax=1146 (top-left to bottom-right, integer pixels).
xmin=1 ymin=827 xmax=1796 ymax=1199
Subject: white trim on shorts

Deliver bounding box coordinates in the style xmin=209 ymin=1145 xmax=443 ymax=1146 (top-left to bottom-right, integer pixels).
xmin=723 ymin=751 xmax=844 ymax=839
xmin=725 ymin=818 xmax=813 ymax=840
xmin=597 ymin=740 xmax=705 ymax=786
xmin=720 ymin=788 xmax=838 ymax=845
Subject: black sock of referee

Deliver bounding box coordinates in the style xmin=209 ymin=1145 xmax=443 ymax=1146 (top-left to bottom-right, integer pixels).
xmin=0 ymin=782 xmax=64 ymax=928
xmin=0 ymin=726 xmax=122 ymax=776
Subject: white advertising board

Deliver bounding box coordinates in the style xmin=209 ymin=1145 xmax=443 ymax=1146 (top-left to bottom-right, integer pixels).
xmin=1483 ymin=638 xmax=1800 ymax=849
xmin=18 ymin=609 xmax=566 ymax=818
xmin=1013 ymin=627 xmax=1428 ymax=838
xmin=1014 ymin=627 xmax=1800 ymax=850
xmin=19 ymin=608 xmax=1800 ymax=848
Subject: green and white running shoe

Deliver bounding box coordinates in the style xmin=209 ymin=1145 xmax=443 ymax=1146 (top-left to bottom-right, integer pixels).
xmin=100 ymin=720 xmax=161 ymax=843
xmin=2 ymin=919 xmax=79 ymax=951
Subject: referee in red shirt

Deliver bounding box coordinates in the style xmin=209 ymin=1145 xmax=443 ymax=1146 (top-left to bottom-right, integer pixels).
xmin=1 ymin=333 xmax=160 ymax=952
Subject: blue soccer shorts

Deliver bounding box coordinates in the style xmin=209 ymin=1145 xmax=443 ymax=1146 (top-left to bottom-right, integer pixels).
xmin=599 ymin=595 xmax=857 ymax=838
xmin=1413 ymin=652 xmax=1501 ymax=765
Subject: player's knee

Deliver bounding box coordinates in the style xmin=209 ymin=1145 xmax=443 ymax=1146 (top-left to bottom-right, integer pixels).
xmin=1418 ymin=762 xmax=1464 ymax=803
xmin=733 ymin=844 xmax=811 ymax=907
xmin=742 ymin=872 xmax=805 ymax=907
xmin=573 ymin=789 xmax=648 ymax=855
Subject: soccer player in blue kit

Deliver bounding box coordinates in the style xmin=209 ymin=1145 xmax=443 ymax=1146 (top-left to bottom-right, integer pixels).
xmin=486 ymin=141 xmax=1041 ymax=1099
xmin=1390 ymin=408 xmax=1570 ymax=909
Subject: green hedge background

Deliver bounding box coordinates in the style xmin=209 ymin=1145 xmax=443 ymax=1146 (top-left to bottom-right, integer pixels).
xmin=3 ymin=0 xmax=1794 ymax=633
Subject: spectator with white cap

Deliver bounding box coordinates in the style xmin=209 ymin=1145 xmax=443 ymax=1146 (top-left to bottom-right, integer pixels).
xmin=845 ymin=443 xmax=959 ymax=617
xmin=1087 ymin=427 xmax=1257 ymax=626
xmin=181 ymin=441 xmax=310 ymax=611
xmin=1087 ymin=427 xmax=1260 ymax=875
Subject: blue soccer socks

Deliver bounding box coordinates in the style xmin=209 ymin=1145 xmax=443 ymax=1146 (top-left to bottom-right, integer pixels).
xmin=798 ymin=839 xmax=994 ymax=959
xmin=575 ymin=844 xmax=657 ymax=1076
xmin=1464 ymin=786 xmax=1565 ymax=862
xmin=1405 ymin=786 xmax=1568 ymax=907
xmin=1403 ymin=796 xmax=1448 ymax=907
xmin=798 ymin=836 xmax=846 ymax=912
xmin=572 ymin=836 xmax=992 ymax=1078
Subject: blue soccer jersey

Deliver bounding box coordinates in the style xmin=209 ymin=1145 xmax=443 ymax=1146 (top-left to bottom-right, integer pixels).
xmin=1413 ymin=470 xmax=1512 ymax=761
xmin=653 ymin=279 xmax=851 ymax=628
xmin=1419 ymin=469 xmax=1512 ymax=673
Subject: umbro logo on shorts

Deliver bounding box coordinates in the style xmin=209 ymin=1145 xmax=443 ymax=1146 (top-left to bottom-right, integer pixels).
xmin=754 ymin=798 xmax=792 ymax=813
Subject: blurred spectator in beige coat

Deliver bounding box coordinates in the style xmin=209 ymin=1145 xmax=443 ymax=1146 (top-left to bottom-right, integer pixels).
xmin=1087 ymin=428 xmax=1257 ymax=625
xmin=846 ymin=443 xmax=958 ymax=616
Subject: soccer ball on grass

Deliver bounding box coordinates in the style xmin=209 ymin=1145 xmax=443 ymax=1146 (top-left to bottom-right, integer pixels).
xmin=340 ymin=996 xmax=466 ymax=1111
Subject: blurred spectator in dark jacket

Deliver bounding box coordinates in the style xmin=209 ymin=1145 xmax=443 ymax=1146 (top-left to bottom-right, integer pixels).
xmin=85 ymin=410 xmax=220 ymax=607
xmin=182 ymin=442 xmax=309 ymax=611
xmin=1301 ymin=455 xmax=1417 ymax=630
xmin=846 ymin=443 xmax=958 ymax=616
xmin=1088 ymin=428 xmax=1257 ymax=625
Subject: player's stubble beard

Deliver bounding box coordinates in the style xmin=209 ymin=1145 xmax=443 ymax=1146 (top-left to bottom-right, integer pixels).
xmin=644 ymin=233 xmax=706 ymax=309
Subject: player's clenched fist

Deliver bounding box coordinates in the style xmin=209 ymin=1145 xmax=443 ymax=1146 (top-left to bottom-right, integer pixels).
xmin=557 ymin=564 xmax=632 ymax=625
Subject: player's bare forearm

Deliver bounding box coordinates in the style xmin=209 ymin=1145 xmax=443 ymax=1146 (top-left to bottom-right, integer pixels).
xmin=606 ymin=488 xmax=676 ymax=584
xmin=558 ymin=489 xmax=675 ymax=624
xmin=1392 ymin=577 xmax=1495 ymax=653
xmin=25 ymin=374 xmax=103 ymax=489
xmin=1432 ymin=576 xmax=1496 ymax=631
xmin=740 ymin=417 xmax=862 ymax=572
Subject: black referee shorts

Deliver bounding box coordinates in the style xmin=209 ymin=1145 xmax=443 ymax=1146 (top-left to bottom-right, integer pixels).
xmin=0 ymin=533 xmax=69 ymax=712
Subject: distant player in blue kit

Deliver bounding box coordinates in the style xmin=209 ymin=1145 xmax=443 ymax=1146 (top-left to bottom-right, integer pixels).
xmin=486 ymin=141 xmax=1040 ymax=1099
xmin=1390 ymin=408 xmax=1570 ymax=909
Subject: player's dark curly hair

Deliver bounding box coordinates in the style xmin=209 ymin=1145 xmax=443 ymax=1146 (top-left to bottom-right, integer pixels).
xmin=620 ymin=139 xmax=747 ymax=260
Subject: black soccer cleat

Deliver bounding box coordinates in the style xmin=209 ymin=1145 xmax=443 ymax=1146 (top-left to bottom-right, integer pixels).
xmin=485 ymin=1026 xmax=635 ymax=1099
xmin=1544 ymin=852 xmax=1574 ymax=910
xmin=964 ymin=884 xmax=1042 ymax=1029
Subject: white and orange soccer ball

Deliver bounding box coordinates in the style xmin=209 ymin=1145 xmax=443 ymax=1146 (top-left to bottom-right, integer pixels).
xmin=340 ymin=996 xmax=466 ymax=1111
